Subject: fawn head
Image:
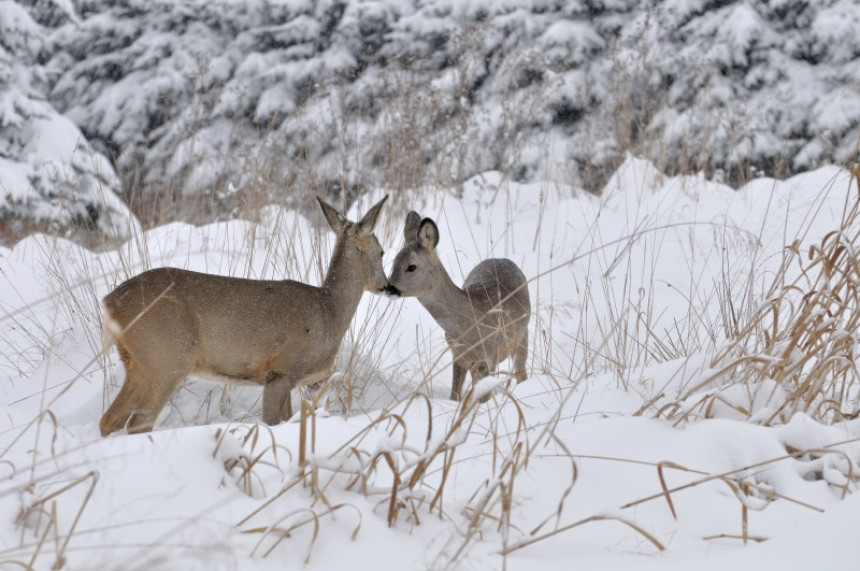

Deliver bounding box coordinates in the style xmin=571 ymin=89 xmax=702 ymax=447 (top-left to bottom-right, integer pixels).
xmin=385 ymin=211 xmax=445 ymax=298
xmin=317 ymin=195 xmax=389 ymax=293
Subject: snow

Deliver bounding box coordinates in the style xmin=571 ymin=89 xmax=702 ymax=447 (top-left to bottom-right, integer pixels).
xmin=2 ymin=0 xmax=860 ymax=566
xmin=2 ymin=156 xmax=860 ymax=569
xmin=811 ymin=1 xmax=860 ymax=63
xmin=538 ymin=19 xmax=604 ymax=65
xmin=4 ymin=0 xmax=859 ymax=242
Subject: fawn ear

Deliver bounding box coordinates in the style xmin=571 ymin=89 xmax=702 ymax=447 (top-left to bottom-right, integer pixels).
xmin=417 ymin=217 xmax=439 ymax=250
xmin=356 ymin=195 xmax=388 ymax=235
xmin=404 ymin=211 xmax=421 ymax=244
xmin=317 ymin=196 xmax=348 ymax=234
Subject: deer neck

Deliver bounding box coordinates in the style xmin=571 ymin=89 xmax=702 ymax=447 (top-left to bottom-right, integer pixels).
xmin=417 ymin=264 xmax=475 ymax=336
xmin=320 ymin=235 xmax=366 ymax=335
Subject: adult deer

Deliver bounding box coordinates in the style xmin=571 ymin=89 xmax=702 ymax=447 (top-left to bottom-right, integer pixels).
xmin=385 ymin=212 xmax=530 ymax=402
xmin=99 ymin=195 xmax=388 ymax=436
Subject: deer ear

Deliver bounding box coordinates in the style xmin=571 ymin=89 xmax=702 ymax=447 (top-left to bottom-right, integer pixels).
xmin=317 ymin=196 xmax=348 ymax=234
xmin=357 ymin=195 xmax=388 ymax=235
xmin=417 ymin=218 xmax=439 ymax=250
xmin=404 ymin=211 xmax=421 ymax=243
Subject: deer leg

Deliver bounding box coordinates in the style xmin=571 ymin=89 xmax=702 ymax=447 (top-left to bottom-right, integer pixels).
xmin=450 ymin=362 xmax=467 ymax=401
xmin=101 ymin=346 xmax=173 ymax=436
xmin=103 ymin=322 xmax=197 ymax=435
xmin=474 ymin=363 xmax=492 ymax=404
xmin=514 ymin=331 xmax=528 ymax=383
xmin=262 ymin=373 xmax=293 ymax=425
xmin=124 ymin=371 xmax=186 ymax=434
xmin=100 ymin=368 xmax=143 ymax=436
xmin=101 ymin=345 xmax=137 ymax=436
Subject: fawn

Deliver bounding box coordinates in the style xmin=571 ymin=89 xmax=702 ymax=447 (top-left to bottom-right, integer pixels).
xmin=386 ymin=211 xmax=530 ymax=401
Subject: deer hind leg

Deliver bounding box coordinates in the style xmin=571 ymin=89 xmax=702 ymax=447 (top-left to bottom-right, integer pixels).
xmin=123 ymin=369 xmax=187 ymax=434
xmin=101 ymin=340 xmax=193 ymax=436
xmin=513 ymin=331 xmax=528 ymax=383
xmin=450 ymin=362 xmax=467 ymax=401
xmin=100 ymin=370 xmax=140 ymax=436
xmin=100 ymin=350 xmax=159 ymax=436
xmin=262 ymin=373 xmax=294 ymax=425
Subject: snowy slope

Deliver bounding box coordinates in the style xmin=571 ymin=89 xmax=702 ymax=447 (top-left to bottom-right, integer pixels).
xmin=1 ymin=158 xmax=860 ymax=569
xmin=2 ymin=0 xmax=859 ymax=243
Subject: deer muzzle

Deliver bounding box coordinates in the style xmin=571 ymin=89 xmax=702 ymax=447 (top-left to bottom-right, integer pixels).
xmin=382 ymin=284 xmax=402 ymax=298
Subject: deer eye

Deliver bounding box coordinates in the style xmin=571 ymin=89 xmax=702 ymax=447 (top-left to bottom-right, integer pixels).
xmin=406 ymin=264 xmax=417 ymax=272
xmin=380 ymin=250 xmax=384 ymax=257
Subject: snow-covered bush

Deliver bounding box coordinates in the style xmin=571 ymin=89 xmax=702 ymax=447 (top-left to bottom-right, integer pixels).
xmin=1 ymin=0 xmax=859 ymax=240
xmin=0 ymin=1 xmax=137 ymax=245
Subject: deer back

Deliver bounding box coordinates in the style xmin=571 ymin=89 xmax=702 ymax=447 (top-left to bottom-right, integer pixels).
xmin=103 ymin=269 xmax=341 ymax=383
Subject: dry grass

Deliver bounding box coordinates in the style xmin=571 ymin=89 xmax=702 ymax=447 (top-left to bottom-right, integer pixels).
xmin=2 ymin=80 xmax=860 ymax=567
xmin=657 ymin=167 xmax=860 ymax=426
xmin=2 ymin=205 xmax=857 ymax=570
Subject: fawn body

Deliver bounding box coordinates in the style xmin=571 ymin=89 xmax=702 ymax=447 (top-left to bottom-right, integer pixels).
xmin=99 ymin=196 xmax=388 ymax=436
xmin=386 ymin=212 xmax=530 ymax=401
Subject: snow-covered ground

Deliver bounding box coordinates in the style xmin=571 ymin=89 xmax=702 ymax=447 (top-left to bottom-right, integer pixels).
xmin=3 ymin=0 xmax=859 ymax=241
xmin=1 ymin=158 xmax=859 ymax=569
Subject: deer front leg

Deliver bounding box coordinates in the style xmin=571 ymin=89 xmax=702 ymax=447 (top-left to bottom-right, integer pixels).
xmin=263 ymin=373 xmax=293 ymax=424
xmin=514 ymin=331 xmax=528 ymax=383
xmin=472 ymin=363 xmax=492 ymax=404
xmin=450 ymin=362 xmax=467 ymax=401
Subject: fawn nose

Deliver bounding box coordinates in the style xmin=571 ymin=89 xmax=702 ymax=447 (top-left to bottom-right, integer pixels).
xmin=383 ymin=284 xmax=401 ymax=297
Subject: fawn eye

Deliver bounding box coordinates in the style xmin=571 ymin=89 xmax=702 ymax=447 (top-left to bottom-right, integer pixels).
xmin=406 ymin=264 xmax=417 ymax=272
xmin=380 ymin=250 xmax=384 ymax=257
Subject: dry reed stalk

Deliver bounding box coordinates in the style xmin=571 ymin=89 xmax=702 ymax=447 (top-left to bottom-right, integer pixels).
xmin=654 ymin=169 xmax=860 ymax=425
xmin=506 ymin=446 xmax=826 ymax=559
xmin=214 ymin=424 xmax=287 ymax=497
xmin=702 ymin=533 xmax=767 ymax=543
xmin=503 ymin=513 xmax=666 ymax=555
xmin=242 ymin=504 xmax=363 ymax=561
xmin=15 ymin=471 xmax=99 ymax=570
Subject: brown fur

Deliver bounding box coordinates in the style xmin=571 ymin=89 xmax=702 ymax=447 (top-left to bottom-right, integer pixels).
xmin=99 ymin=196 xmax=388 ymax=436
xmin=386 ymin=211 xmax=530 ymax=402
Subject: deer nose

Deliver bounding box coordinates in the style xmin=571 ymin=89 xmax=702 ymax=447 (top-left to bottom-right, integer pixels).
xmin=383 ymin=284 xmax=401 ymax=298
